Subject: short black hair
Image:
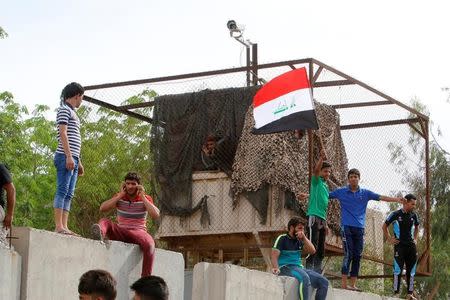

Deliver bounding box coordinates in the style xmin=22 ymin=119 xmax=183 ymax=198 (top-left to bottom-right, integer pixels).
xmin=130 ymin=276 xmax=169 ymax=300
xmin=60 ymin=82 xmax=84 ymax=103
xmin=78 ymin=269 xmax=117 ymax=300
xmin=405 ymin=194 xmax=417 ymax=202
xmin=124 ymin=172 xmax=141 ymax=184
xmin=321 ymin=161 xmax=332 ymax=170
xmin=347 ymin=168 xmax=360 ymax=178
xmin=287 ymin=217 xmax=305 ymax=231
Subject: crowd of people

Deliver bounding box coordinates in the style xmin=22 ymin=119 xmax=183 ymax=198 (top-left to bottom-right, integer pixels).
xmin=0 ymin=82 xmax=421 ymax=299
xmin=269 ymin=149 xmax=420 ymax=300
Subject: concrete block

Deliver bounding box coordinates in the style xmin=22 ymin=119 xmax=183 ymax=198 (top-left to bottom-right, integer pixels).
xmin=184 ymin=270 xmax=193 ymax=300
xmin=332 ymin=288 xmax=382 ymax=300
xmin=192 ymin=262 xmax=298 ymax=300
xmin=12 ymin=227 xmax=183 ymax=300
xmin=0 ymin=247 xmax=21 ymax=300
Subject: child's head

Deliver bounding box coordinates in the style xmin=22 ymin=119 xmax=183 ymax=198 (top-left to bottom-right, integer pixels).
xmin=347 ymin=168 xmax=361 ymax=186
xmin=320 ymin=162 xmax=332 ymax=180
xmin=403 ymin=194 xmax=417 ymax=212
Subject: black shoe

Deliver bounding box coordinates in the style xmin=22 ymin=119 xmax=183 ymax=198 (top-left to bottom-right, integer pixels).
xmin=91 ymin=224 xmax=104 ymax=242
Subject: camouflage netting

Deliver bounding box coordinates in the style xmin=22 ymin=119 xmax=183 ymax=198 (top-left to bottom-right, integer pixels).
xmin=151 ymin=86 xmax=259 ymax=219
xmin=231 ymin=100 xmax=348 ymax=232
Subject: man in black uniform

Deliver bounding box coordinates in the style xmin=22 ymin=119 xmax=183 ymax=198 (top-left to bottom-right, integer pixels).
xmin=382 ymin=194 xmax=419 ymax=300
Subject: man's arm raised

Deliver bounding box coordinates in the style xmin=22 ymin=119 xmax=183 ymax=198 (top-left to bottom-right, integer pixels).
xmin=100 ymin=183 xmax=126 ymax=213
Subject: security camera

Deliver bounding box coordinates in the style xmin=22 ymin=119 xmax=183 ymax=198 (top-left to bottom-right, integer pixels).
xmin=227 ymin=19 xmax=242 ymax=38
xmin=227 ymin=20 xmax=237 ymax=30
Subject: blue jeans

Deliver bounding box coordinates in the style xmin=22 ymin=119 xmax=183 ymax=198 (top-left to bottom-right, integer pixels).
xmin=280 ymin=265 xmax=329 ymax=300
xmin=341 ymin=225 xmax=365 ymax=277
xmin=53 ymin=153 xmax=79 ymax=211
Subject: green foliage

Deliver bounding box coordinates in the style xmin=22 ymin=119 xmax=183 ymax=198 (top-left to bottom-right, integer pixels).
xmin=1 ymin=90 xmax=157 ymax=236
xmin=71 ymin=90 xmax=155 ymax=235
xmin=0 ymin=92 xmax=56 ymax=228
xmin=0 ymin=26 xmax=7 ymax=39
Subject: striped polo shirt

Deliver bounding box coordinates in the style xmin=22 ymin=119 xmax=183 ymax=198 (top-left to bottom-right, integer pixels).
xmin=117 ymin=193 xmax=153 ymax=230
xmin=56 ymin=103 xmax=81 ymax=158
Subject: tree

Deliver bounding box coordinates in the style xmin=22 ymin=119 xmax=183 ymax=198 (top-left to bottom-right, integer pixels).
xmin=388 ymin=99 xmax=450 ymax=299
xmin=1 ymin=90 xmax=158 ymax=236
xmin=0 ymin=26 xmax=7 ymax=39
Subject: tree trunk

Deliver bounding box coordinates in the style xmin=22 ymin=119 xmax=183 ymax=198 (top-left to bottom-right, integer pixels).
xmin=426 ymin=281 xmax=440 ymax=300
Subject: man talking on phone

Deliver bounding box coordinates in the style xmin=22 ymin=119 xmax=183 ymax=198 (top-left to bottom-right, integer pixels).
xmin=91 ymin=172 xmax=160 ymax=277
xmin=271 ymin=217 xmax=329 ymax=300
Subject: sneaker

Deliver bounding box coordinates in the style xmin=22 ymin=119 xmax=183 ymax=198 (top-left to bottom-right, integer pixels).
xmin=91 ymin=224 xmax=104 ymax=242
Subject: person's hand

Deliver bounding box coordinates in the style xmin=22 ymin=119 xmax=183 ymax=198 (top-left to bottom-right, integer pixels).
xmin=325 ymin=225 xmax=330 ymax=236
xmin=202 ymin=144 xmax=209 ymax=155
xmin=320 ymin=149 xmax=327 ymax=160
xmin=78 ymin=163 xmax=84 ymax=176
xmin=297 ymin=193 xmax=309 ymax=201
xmin=272 ymin=267 xmax=280 ymax=275
xmin=66 ymin=156 xmax=75 ymax=170
xmin=3 ymin=213 xmax=12 ymax=230
xmin=387 ymin=237 xmax=400 ymax=245
xmin=296 ymin=230 xmax=305 ymax=240
xmin=137 ymin=185 xmax=146 ymax=197
xmin=119 ymin=182 xmax=127 ymax=197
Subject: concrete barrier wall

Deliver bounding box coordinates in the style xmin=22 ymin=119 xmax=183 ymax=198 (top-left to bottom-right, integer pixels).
xmin=192 ymin=262 xmax=401 ymax=300
xmin=0 ymin=247 xmax=21 ymax=300
xmin=192 ymin=262 xmax=298 ymax=300
xmin=11 ymin=227 xmax=184 ymax=300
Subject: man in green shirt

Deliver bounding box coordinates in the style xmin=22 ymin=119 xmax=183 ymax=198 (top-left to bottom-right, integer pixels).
xmin=306 ymin=149 xmax=331 ymax=273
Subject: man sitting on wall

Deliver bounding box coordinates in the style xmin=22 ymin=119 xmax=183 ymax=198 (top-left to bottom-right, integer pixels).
xmin=271 ymin=217 xmax=329 ymax=300
xmin=91 ymin=172 xmax=160 ymax=277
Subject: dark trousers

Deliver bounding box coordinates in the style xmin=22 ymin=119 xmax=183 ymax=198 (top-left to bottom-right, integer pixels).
xmin=306 ymin=216 xmax=326 ymax=273
xmin=99 ymin=218 xmax=155 ymax=276
xmin=393 ymin=243 xmax=418 ymax=294
xmin=341 ymin=225 xmax=364 ymax=277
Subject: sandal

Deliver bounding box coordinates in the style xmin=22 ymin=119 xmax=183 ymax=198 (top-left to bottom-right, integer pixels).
xmin=66 ymin=230 xmax=81 ymax=237
xmin=55 ymin=229 xmax=71 ymax=235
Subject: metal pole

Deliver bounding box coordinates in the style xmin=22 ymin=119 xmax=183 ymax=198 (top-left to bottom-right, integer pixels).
xmin=251 ymin=43 xmax=258 ymax=86
xmin=424 ymin=119 xmax=431 ymax=273
xmin=307 ymin=60 xmax=314 ymax=185
xmin=246 ymin=46 xmax=251 ymax=86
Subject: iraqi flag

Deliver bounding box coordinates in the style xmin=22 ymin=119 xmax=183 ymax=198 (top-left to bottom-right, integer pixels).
xmin=252 ymin=67 xmax=318 ymax=134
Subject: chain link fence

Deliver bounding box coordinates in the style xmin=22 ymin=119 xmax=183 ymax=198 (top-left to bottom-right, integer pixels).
xmin=81 ymin=58 xmax=430 ymax=280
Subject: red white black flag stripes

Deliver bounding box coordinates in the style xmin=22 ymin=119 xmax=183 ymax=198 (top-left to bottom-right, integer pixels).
xmin=252 ymin=67 xmax=318 ymax=134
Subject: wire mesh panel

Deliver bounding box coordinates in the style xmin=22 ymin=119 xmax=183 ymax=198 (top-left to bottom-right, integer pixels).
xmin=82 ymin=58 xmax=430 ymax=279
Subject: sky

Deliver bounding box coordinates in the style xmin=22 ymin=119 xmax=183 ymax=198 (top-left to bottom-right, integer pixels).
xmin=1 ymin=0 xmax=449 ymax=152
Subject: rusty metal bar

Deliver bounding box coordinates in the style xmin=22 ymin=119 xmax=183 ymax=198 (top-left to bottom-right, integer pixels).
xmin=313 ymin=79 xmax=355 ymax=88
xmin=312 ymin=65 xmax=323 ymax=84
xmin=246 ymin=46 xmax=251 ymax=87
xmin=84 ymin=58 xmax=313 ymax=91
xmin=307 ymin=129 xmax=314 ymax=186
xmin=83 ymin=95 xmax=153 ymax=123
xmin=331 ymin=100 xmax=393 ymax=109
xmin=424 ymin=119 xmax=431 ymax=273
xmin=311 ymin=58 xmax=429 ymax=120
xmin=340 ymin=118 xmax=421 ymax=130
xmin=119 ymin=101 xmax=155 ymax=110
xmin=251 ymin=43 xmax=258 ymax=86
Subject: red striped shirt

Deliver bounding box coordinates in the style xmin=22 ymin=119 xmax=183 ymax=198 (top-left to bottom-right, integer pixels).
xmin=116 ymin=193 xmax=153 ymax=230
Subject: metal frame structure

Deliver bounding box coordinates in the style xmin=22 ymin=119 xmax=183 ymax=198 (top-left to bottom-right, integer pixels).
xmin=83 ymin=57 xmax=431 ymax=277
